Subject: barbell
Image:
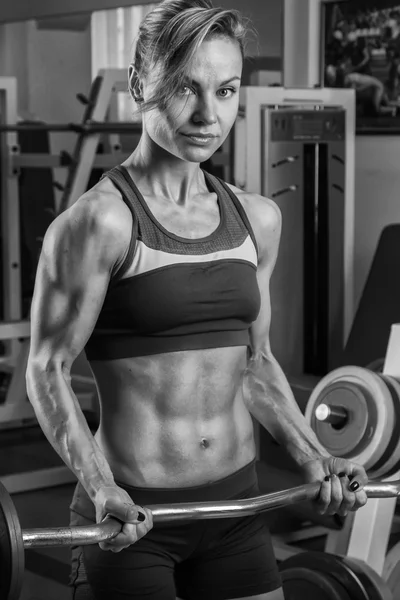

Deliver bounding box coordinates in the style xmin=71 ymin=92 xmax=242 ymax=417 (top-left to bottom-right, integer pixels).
xmin=305 ymin=366 xmax=400 ymax=479
xmin=2 ymin=479 xmax=400 ymax=600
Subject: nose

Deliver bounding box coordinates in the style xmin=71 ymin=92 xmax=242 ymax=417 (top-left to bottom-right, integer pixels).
xmin=192 ymin=94 xmax=217 ymax=126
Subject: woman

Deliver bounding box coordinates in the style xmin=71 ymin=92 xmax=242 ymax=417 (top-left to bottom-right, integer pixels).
xmin=26 ymin=1 xmax=368 ymax=599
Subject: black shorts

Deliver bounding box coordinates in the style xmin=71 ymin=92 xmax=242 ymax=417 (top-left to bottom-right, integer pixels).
xmin=69 ymin=459 xmax=282 ymax=600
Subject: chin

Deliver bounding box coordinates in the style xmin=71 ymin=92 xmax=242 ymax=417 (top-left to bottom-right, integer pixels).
xmin=179 ymin=146 xmax=215 ymax=163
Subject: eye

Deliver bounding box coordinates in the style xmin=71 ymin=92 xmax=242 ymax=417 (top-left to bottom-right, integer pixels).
xmin=218 ymin=87 xmax=237 ymax=98
xmin=180 ymin=86 xmax=195 ymax=96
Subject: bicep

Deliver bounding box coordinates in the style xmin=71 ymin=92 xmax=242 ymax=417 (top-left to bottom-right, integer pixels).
xmin=29 ymin=199 xmax=121 ymax=370
xmin=248 ymin=199 xmax=282 ymax=357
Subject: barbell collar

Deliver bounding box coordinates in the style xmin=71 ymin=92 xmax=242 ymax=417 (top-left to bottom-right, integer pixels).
xmin=315 ymin=403 xmax=348 ymax=426
xmin=21 ymin=479 xmax=400 ymax=548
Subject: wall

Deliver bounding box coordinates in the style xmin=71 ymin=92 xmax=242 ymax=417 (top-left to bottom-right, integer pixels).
xmin=0 ymin=19 xmax=92 ymax=197
xmin=0 ymin=0 xmax=283 ymax=57
xmin=219 ymin=0 xmax=282 ymax=58
xmin=0 ymin=22 xmax=29 ymax=113
xmin=353 ymin=136 xmax=400 ymax=311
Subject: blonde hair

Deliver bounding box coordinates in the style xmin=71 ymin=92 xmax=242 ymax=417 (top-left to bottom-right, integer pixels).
xmin=130 ymin=0 xmax=255 ymax=112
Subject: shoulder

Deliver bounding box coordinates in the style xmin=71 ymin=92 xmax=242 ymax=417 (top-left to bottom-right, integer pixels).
xmin=45 ymin=176 xmax=133 ymax=260
xmin=225 ymin=182 xmax=281 ymax=257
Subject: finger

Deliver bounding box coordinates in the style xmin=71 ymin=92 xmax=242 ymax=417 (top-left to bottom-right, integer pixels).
xmin=104 ymin=502 xmax=146 ymax=525
xmin=315 ymin=476 xmax=332 ymax=514
xmin=142 ymin=507 xmax=154 ymax=528
xmin=350 ymin=489 xmax=368 ymax=511
xmin=99 ymin=526 xmax=137 ymax=551
xmin=336 ymin=472 xmax=356 ymax=516
xmin=347 ymin=465 xmax=368 ymax=492
xmin=326 ymin=474 xmax=343 ymax=515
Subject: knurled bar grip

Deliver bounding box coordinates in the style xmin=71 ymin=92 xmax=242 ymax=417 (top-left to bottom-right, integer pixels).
xmin=22 ymin=480 xmax=400 ymax=548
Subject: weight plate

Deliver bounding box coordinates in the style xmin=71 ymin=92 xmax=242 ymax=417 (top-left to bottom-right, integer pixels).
xmin=340 ymin=556 xmax=393 ymax=600
xmin=305 ymin=366 xmax=394 ymax=470
xmin=280 ymin=551 xmax=373 ymax=600
xmin=365 ymin=358 xmax=385 ymax=373
xmin=383 ymin=541 xmax=400 ymax=598
xmin=281 ymin=566 xmax=351 ymax=600
xmin=310 ymin=380 xmax=370 ymax=455
xmin=0 ymin=481 xmax=24 ymax=600
xmin=369 ymin=375 xmax=400 ymax=479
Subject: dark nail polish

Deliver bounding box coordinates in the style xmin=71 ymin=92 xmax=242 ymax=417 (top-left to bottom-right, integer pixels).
xmin=324 ymin=475 xmax=331 ymax=482
xmin=350 ymin=481 xmax=360 ymax=492
xmin=338 ymin=472 xmax=346 ymax=478
xmin=137 ymin=512 xmax=146 ymax=522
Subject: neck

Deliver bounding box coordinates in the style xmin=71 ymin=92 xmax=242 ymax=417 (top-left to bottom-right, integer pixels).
xmin=126 ymin=131 xmax=207 ymax=205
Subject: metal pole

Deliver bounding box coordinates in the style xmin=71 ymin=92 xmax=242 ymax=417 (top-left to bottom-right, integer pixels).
xmin=22 ymin=480 xmax=400 ymax=548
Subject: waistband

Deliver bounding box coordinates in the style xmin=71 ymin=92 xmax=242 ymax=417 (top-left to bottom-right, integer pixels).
xmin=70 ymin=459 xmax=258 ymax=519
xmin=115 ymin=458 xmax=258 ymax=506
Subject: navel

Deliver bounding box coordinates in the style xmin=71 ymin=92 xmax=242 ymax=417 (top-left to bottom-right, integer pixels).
xmin=200 ymin=438 xmax=210 ymax=449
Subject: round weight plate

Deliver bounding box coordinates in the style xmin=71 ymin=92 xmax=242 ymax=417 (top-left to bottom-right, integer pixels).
xmin=310 ymin=380 xmax=370 ymax=455
xmin=0 ymin=481 xmax=24 ymax=600
xmin=281 ymin=566 xmax=351 ymax=600
xmin=280 ymin=551 xmax=371 ymax=600
xmin=383 ymin=541 xmax=400 ymax=598
xmin=305 ymin=366 xmax=394 ymax=471
xmin=369 ymin=374 xmax=400 ymax=479
xmin=340 ymin=556 xmax=393 ymax=600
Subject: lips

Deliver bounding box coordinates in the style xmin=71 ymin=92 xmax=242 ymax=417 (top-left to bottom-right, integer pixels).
xmin=183 ymin=134 xmax=217 ymax=139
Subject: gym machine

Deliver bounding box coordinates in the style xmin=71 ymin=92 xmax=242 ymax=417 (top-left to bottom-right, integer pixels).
xmin=233 ymin=85 xmax=400 ymax=595
xmin=234 ymin=86 xmax=356 ymax=377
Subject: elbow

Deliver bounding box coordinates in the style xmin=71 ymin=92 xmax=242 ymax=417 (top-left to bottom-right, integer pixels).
xmin=25 ymin=357 xmax=68 ymax=403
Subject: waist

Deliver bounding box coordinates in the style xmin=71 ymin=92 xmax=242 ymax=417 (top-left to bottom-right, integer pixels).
xmin=70 ymin=458 xmax=259 ymax=521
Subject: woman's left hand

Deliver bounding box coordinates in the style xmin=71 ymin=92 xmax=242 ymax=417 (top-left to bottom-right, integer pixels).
xmin=301 ymin=456 xmax=369 ymax=517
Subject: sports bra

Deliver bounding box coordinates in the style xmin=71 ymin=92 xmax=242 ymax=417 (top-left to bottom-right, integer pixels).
xmin=84 ymin=165 xmax=261 ymax=360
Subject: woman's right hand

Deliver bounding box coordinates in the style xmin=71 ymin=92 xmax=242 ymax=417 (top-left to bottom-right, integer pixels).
xmin=94 ymin=485 xmax=154 ymax=552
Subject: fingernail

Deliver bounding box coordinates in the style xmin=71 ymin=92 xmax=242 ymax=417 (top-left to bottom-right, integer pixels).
xmin=324 ymin=475 xmax=331 ymax=482
xmin=350 ymin=481 xmax=360 ymax=492
xmin=338 ymin=472 xmax=346 ymax=478
xmin=137 ymin=511 xmax=146 ymax=522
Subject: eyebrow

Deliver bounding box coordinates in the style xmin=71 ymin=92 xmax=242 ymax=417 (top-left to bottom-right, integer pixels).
xmin=186 ymin=76 xmax=241 ymax=86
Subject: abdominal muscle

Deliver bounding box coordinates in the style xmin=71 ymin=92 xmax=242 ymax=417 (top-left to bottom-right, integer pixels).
xmin=89 ymin=345 xmax=256 ymax=488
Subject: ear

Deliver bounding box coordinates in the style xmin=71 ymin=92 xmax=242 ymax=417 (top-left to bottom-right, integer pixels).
xmin=128 ymin=65 xmax=143 ymax=102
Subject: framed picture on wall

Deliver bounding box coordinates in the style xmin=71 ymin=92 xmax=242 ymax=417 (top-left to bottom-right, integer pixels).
xmin=322 ymin=0 xmax=400 ymax=133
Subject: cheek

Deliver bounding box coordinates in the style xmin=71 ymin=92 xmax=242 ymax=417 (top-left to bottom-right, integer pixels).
xmin=146 ymin=107 xmax=186 ymax=140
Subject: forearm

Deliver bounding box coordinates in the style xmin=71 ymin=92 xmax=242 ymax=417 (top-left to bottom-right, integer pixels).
xmin=26 ymin=362 xmax=115 ymax=501
xmin=243 ymin=352 xmax=330 ymax=466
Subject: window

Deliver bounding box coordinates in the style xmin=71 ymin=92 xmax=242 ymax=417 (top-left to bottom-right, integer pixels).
xmin=91 ymin=4 xmax=159 ymax=121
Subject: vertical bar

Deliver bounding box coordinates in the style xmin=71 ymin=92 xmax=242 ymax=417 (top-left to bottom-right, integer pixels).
xmin=303 ymin=141 xmax=329 ymax=375
xmin=0 ymin=78 xmax=22 ymax=363
xmin=317 ymin=142 xmax=329 ymax=373
xmin=59 ymin=69 xmax=127 ymax=213
xmin=303 ymin=143 xmax=318 ymax=373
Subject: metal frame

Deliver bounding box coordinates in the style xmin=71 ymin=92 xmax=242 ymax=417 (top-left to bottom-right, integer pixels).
xmin=234 ymin=86 xmax=356 ymax=344
xmin=0 ymin=78 xmax=23 ymax=366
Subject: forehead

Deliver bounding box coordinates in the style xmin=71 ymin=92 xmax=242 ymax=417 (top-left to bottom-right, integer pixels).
xmin=189 ymin=37 xmax=243 ymax=81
